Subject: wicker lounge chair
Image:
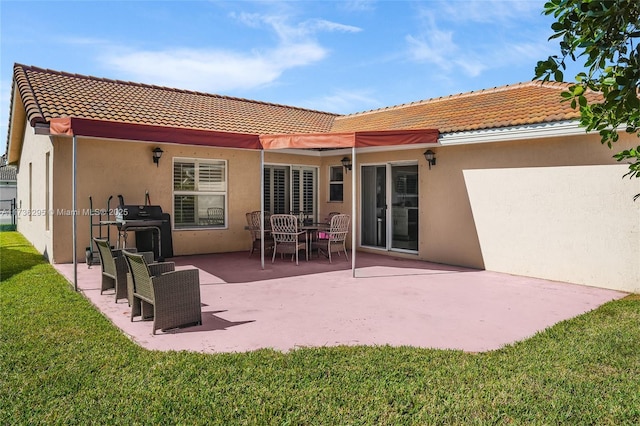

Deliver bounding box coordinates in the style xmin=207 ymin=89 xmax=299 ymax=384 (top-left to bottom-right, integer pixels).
xmin=311 ymin=214 xmax=350 ymax=263
xmin=270 ymin=214 xmax=308 ymax=265
xmin=123 ymin=250 xmax=202 ymax=334
xmin=93 ymin=238 xmax=154 ymax=304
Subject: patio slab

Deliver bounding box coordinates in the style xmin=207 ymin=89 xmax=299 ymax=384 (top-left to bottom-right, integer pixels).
xmin=53 ymin=251 xmax=627 ymax=354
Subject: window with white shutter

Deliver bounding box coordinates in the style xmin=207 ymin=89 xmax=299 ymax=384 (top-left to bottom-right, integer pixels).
xmin=264 ymin=165 xmax=317 ymax=223
xmin=173 ymin=158 xmax=227 ymax=228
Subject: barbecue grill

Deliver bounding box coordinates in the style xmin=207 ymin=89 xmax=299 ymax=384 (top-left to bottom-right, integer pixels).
xmin=100 ymin=194 xmax=172 ymax=259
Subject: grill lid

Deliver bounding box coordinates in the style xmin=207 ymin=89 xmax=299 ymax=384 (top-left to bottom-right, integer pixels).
xmin=116 ymin=205 xmax=163 ymax=223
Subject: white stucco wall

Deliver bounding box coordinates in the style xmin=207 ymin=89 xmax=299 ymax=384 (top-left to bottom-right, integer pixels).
xmin=464 ymin=164 xmax=640 ymax=292
xmin=15 ymin=123 xmax=54 ymax=260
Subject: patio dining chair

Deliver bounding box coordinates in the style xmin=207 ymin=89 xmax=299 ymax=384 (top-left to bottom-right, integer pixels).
xmin=270 ymin=214 xmax=308 ymax=265
xmin=123 ymin=250 xmax=202 ymax=334
xmin=311 ymin=214 xmax=350 ymax=263
xmin=324 ymin=211 xmax=340 ymax=224
xmin=246 ymin=211 xmax=274 ymax=257
xmin=93 ymin=238 xmax=154 ymax=304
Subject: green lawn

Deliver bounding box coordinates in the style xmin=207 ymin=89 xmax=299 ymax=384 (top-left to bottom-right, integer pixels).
xmin=1 ymin=231 xmax=639 ymax=425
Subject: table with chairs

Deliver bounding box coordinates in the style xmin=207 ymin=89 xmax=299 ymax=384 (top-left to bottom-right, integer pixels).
xmin=243 ymin=211 xmax=350 ymax=265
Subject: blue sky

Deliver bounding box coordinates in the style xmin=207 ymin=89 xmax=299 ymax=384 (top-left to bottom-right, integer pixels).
xmin=1 ymin=0 xmax=581 ymax=146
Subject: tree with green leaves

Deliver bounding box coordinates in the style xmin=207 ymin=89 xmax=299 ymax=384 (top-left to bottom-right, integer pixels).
xmin=534 ymin=0 xmax=640 ymax=198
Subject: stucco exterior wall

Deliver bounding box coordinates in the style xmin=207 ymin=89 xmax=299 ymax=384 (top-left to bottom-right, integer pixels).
xmin=15 ymin=123 xmax=54 ymax=259
xmin=464 ymin=164 xmax=639 ymax=292
xmin=342 ymin=133 xmax=638 ymax=292
xmin=317 ymin=154 xmax=353 ymax=246
xmin=429 ymin=133 xmax=639 ymax=291
xmin=50 ymin=137 xmax=274 ymax=262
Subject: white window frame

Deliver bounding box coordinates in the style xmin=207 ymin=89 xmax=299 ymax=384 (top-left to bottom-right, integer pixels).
xmin=173 ymin=157 xmax=227 ymax=229
xmin=328 ymin=165 xmax=344 ymax=202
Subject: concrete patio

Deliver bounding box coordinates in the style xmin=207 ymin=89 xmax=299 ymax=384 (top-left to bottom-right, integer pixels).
xmin=54 ymin=251 xmax=626 ymax=354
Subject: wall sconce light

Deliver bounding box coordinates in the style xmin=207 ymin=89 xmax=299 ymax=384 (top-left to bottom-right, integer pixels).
xmin=152 ymin=147 xmax=164 ymax=167
xmin=341 ymin=157 xmax=352 ymax=172
xmin=423 ymin=149 xmax=436 ymax=170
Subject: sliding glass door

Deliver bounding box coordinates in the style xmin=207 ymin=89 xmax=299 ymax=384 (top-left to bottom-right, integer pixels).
xmin=390 ymin=165 xmax=419 ymax=251
xmin=361 ymin=165 xmax=387 ymax=247
xmin=361 ymin=163 xmax=418 ymax=252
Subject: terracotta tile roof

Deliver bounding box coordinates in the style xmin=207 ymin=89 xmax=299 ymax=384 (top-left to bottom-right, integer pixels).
xmin=13 ymin=64 xmax=598 ymax=139
xmin=333 ymin=81 xmax=602 ymax=134
xmin=13 ymin=64 xmax=337 ymax=135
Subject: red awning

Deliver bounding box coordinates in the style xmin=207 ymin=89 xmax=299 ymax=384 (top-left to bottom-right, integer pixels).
xmin=48 ymin=117 xmax=262 ymax=149
xmin=48 ymin=117 xmax=439 ymax=150
xmin=259 ymin=129 xmax=439 ymax=150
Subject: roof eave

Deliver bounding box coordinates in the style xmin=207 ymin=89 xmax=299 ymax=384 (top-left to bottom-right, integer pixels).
xmin=439 ymin=120 xmax=595 ymax=146
xmin=7 ymin=83 xmax=28 ymax=165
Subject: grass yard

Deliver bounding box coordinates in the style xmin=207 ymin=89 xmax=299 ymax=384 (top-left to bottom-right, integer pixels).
xmin=1 ymin=231 xmax=639 ymax=424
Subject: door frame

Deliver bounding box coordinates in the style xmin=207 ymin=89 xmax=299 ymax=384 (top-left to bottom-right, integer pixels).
xmin=359 ymin=160 xmax=419 ymax=254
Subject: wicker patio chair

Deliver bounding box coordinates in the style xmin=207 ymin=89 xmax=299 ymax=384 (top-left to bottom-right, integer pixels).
xmin=93 ymin=238 xmax=154 ymax=304
xmin=246 ymin=211 xmax=274 ymax=257
xmin=270 ymin=214 xmax=308 ymax=265
xmin=324 ymin=211 xmax=340 ymax=224
xmin=123 ymin=250 xmax=202 ymax=334
xmin=311 ymin=214 xmax=350 ymax=263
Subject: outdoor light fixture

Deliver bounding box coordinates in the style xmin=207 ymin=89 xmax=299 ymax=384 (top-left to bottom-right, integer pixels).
xmin=341 ymin=157 xmax=352 ymax=172
xmin=423 ymin=149 xmax=436 ymax=170
xmin=152 ymin=147 xmax=164 ymax=167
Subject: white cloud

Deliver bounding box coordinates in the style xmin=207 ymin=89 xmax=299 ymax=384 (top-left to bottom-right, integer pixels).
xmin=309 ymin=19 xmax=362 ymax=34
xmin=303 ymin=89 xmax=380 ymax=114
xmin=435 ymin=0 xmax=542 ymax=24
xmin=104 ymin=49 xmax=276 ymax=92
xmin=405 ymin=5 xmax=553 ymax=79
xmin=405 ymin=12 xmax=458 ymax=71
xmin=339 ymin=0 xmax=376 ymax=13
xmin=99 ymin=12 xmax=360 ymax=93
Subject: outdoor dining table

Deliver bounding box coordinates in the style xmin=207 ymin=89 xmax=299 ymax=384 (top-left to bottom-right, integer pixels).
xmin=300 ymin=223 xmax=330 ymax=254
xmin=244 ymin=222 xmax=330 ymax=258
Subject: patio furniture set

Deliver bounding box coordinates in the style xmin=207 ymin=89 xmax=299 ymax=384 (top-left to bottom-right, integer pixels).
xmin=245 ymin=212 xmax=351 ymax=265
xmin=91 ymin=212 xmax=348 ymax=333
xmin=93 ymin=238 xmax=202 ymax=335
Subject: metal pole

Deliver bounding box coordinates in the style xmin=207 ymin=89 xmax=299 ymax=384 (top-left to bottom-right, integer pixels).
xmin=351 ymin=146 xmax=356 ymax=278
xmin=72 ymin=135 xmax=78 ymax=291
xmin=260 ymin=149 xmax=265 ymax=269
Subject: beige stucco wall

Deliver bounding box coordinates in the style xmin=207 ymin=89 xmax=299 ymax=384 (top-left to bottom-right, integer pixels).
xmin=49 ymin=137 xmax=274 ymax=262
xmin=426 ymin=133 xmax=639 ymax=291
xmin=15 ymin=123 xmax=54 ymax=260
xmin=339 ymin=133 xmax=639 ymax=292
xmin=464 ymin=164 xmax=639 ymax=292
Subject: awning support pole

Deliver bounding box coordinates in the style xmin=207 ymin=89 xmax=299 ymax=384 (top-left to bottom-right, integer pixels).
xmin=72 ymin=135 xmax=78 ymax=291
xmin=260 ymin=149 xmax=265 ymax=270
xmin=351 ymin=146 xmax=356 ymax=278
